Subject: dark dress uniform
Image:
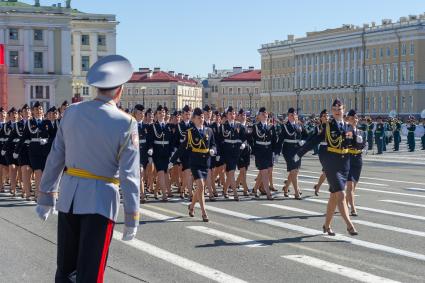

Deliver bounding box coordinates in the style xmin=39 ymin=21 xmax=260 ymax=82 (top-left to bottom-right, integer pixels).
xmin=14 ymin=119 xmax=31 ymax=167
xmin=315 ymin=123 xmax=327 ymax=172
xmin=407 ymin=123 xmax=416 ymax=152
xmin=279 ymin=121 xmax=307 ymax=172
xmin=374 ymin=122 xmax=384 ymax=154
xmin=42 ymin=119 xmax=59 ymax=161
xmin=297 ymin=119 xmax=357 ymax=193
xmin=137 ymin=121 xmax=150 ymax=169
xmin=18 ymin=118 xmax=48 ymax=171
xmin=171 ymin=127 xmax=216 ymax=180
xmin=3 ymin=121 xmax=20 ymax=166
xmin=393 ymin=121 xmax=401 ymax=151
xmin=218 ymin=121 xmax=246 ymax=172
xmin=348 ymin=125 xmax=366 ymax=183
xmin=237 ymin=123 xmax=251 ymax=170
xmin=147 ymin=121 xmax=174 ymax=172
xmin=0 ymin=122 xmax=7 ymax=166
xmin=252 ymin=122 xmax=276 ymax=170
xmin=366 ymin=122 xmax=374 ymax=150
xmin=211 ymin=121 xmax=224 ymax=168
xmin=176 ymin=121 xmax=193 ymax=170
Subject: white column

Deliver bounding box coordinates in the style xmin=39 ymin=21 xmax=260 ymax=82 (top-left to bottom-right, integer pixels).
xmin=0 ymin=28 xmax=4 ymax=44
xmin=61 ymin=29 xmax=72 ymax=75
xmin=48 ymin=29 xmax=55 ymax=73
xmin=106 ymin=32 xmax=116 ymax=54
xmin=353 ymin=48 xmax=358 ymax=84
xmin=294 ymin=55 xmax=298 ymax=89
xmin=305 ymin=54 xmax=309 ymax=88
xmin=322 ymin=52 xmax=326 ymax=87
xmin=72 ymin=32 xmax=81 ymax=76
xmin=23 ymin=29 xmax=31 ymax=73
xmin=360 ymin=49 xmax=364 ymax=85
xmin=340 ymin=49 xmax=345 ymax=86
xmin=328 ymin=52 xmax=332 ymax=86
xmin=89 ymin=32 xmax=97 ymax=67
xmin=347 ymin=49 xmax=351 ymax=85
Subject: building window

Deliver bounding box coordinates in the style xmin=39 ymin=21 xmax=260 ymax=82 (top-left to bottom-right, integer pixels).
xmin=9 ymin=51 xmax=19 ymax=68
xmin=9 ymin=28 xmax=18 ymax=40
xmin=386 ymin=47 xmax=391 ymax=57
xmin=127 ymin=88 xmax=131 ymax=95
xmin=163 ymin=89 xmax=167 ymax=95
xmin=156 ymin=89 xmax=160 ymax=95
xmin=98 ymin=34 xmax=106 ymax=46
xmin=372 ymin=48 xmax=376 ymax=59
xmin=409 ymin=96 xmax=413 ymax=112
xmin=34 ymin=30 xmax=43 ymax=41
xmin=81 ymin=56 xmax=90 ymax=71
xmin=82 ymin=86 xmax=90 ymax=96
xmin=255 ymin=88 xmax=259 ymax=94
xmin=386 ymin=67 xmax=391 ymax=83
xmin=409 ymin=65 xmax=414 ymax=81
xmin=229 ymin=88 xmax=233 ymax=95
xmin=365 ymin=97 xmax=369 ymax=112
xmin=34 ymin=52 xmax=43 ymax=68
xmin=135 ymin=89 xmax=139 ymax=95
xmin=379 ymin=48 xmax=383 ymax=58
xmin=378 ymin=96 xmax=382 ymax=113
xmin=237 ymin=88 xmax=241 ymax=94
xmin=401 ymin=65 xmax=407 ymax=81
xmin=394 ymin=47 xmax=399 ymax=57
xmin=410 ymin=42 xmax=414 ymax=55
xmin=393 ymin=65 xmax=398 ymax=81
xmin=401 ymin=43 xmax=407 ymax=56
xmin=386 ymin=97 xmax=390 ymax=111
xmin=81 ymin=34 xmax=90 ymax=45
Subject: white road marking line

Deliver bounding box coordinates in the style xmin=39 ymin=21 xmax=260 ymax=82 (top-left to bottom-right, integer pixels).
xmin=380 ymin=199 xmax=425 ymax=208
xmin=183 ymin=203 xmax=425 ymax=261
xmin=263 ymin=204 xmax=323 ymax=216
xmin=306 ymin=199 xmax=425 ymax=221
xmin=187 ymin=226 xmax=266 ymax=248
xmin=264 ymin=203 xmax=425 ymax=238
xmin=297 ymin=174 xmax=388 ymax=187
xmin=113 ymin=231 xmax=247 ymax=283
xmin=140 ymin=208 xmax=183 ymax=222
xmin=282 ymin=255 xmax=400 ymax=283
xmin=406 ymin=188 xmax=425 ymax=192
xmin=352 ymin=220 xmax=425 ymax=238
xmin=299 ymin=170 xmax=425 ymax=186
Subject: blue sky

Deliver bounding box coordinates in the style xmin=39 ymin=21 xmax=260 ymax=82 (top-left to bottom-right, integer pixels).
xmin=22 ymin=0 xmax=425 ymax=77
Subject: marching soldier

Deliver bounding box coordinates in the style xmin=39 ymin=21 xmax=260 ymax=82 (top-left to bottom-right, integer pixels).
xmin=374 ymin=117 xmax=384 ymax=154
xmin=393 ymin=118 xmax=402 ymax=151
xmin=366 ymin=117 xmax=374 ymax=151
xmin=407 ymin=117 xmax=416 ymax=152
xmin=211 ymin=111 xmax=224 ymax=197
xmin=219 ymin=106 xmax=246 ymax=201
xmin=295 ymin=99 xmax=358 ymax=236
xmin=134 ymin=104 xmax=150 ymax=203
xmin=36 ymin=55 xmax=140 ymax=282
xmin=251 ymin=107 xmax=275 ymax=200
xmin=0 ymin=108 xmax=7 ymax=192
xmin=279 ymin=107 xmax=307 ymax=199
xmin=313 ymin=109 xmax=329 ymax=196
xmin=236 ymin=109 xmax=251 ymax=197
xmin=2 ymin=108 xmax=20 ymax=197
xmin=421 ymin=119 xmax=425 ymax=150
xmin=172 ymin=107 xmax=216 ymax=222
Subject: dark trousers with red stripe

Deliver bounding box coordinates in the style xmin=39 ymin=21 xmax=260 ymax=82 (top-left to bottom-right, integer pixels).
xmin=55 ymin=211 xmax=114 ymax=283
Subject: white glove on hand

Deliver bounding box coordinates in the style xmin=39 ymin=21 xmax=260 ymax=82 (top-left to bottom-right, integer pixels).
xmin=40 ymin=139 xmax=48 ymax=145
xmin=147 ymin=148 xmax=153 ymax=156
xmin=293 ymin=154 xmax=300 ymax=163
xmin=356 ymin=135 xmax=363 ymax=144
xmin=13 ymin=153 xmax=19 ymax=159
xmin=122 ymin=226 xmax=137 ymax=241
xmin=298 ymin=140 xmax=306 ymax=146
xmin=216 ymin=155 xmax=220 ymax=162
xmin=275 ymin=154 xmax=279 ymax=163
xmin=36 ymin=205 xmax=53 ymax=221
xmin=240 ymin=143 xmax=246 ymax=150
xmin=168 ymin=162 xmax=174 ymax=169
xmin=1 ymin=150 xmax=5 ymax=156
xmin=209 ymin=149 xmax=215 ymax=156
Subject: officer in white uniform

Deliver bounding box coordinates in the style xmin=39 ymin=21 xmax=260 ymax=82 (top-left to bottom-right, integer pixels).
xmin=36 ymin=55 xmax=140 ymax=283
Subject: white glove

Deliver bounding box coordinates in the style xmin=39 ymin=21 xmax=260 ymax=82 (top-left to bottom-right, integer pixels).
xmin=13 ymin=153 xmax=19 ymax=159
xmin=240 ymin=143 xmax=246 ymax=150
xmin=1 ymin=150 xmax=5 ymax=156
xmin=356 ymin=135 xmax=363 ymax=143
xmin=40 ymin=139 xmax=48 ymax=145
xmin=216 ymin=155 xmax=220 ymax=162
xmin=147 ymin=148 xmax=153 ymax=156
xmin=275 ymin=154 xmax=279 ymax=163
xmin=122 ymin=226 xmax=137 ymax=241
xmin=177 ymin=158 xmax=181 ymax=162
xmin=298 ymin=140 xmax=306 ymax=146
xmin=36 ymin=205 xmax=53 ymax=221
xmin=168 ymin=162 xmax=174 ymax=169
xmin=209 ymin=149 xmax=215 ymax=156
xmin=293 ymin=154 xmax=300 ymax=163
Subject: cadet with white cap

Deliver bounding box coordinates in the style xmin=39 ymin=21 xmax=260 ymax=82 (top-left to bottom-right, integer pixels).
xmin=35 ymin=55 xmax=140 ymax=283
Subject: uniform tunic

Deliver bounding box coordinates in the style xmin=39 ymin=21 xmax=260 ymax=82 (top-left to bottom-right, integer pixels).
xmin=176 ymin=121 xmax=193 ymax=170
xmin=348 ymin=125 xmax=366 ymax=183
xmin=147 ymin=122 xmax=174 ymax=172
xmin=279 ymin=121 xmax=307 ymax=172
xmin=137 ymin=121 xmax=150 ymax=169
xmin=14 ymin=119 xmax=31 ymax=167
xmin=17 ymin=118 xmax=48 ymax=171
xmin=0 ymin=122 xmax=7 ymax=166
xmin=218 ymin=121 xmax=246 ymax=172
xmin=3 ymin=121 xmax=20 ymax=166
xmin=251 ymin=122 xmax=277 ymax=170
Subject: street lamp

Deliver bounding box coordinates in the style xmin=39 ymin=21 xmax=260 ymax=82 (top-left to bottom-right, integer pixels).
xmin=249 ymin=92 xmax=253 ymax=112
xmin=71 ymin=80 xmax=84 ymax=103
xmin=294 ymin=88 xmax=301 ymax=113
xmin=352 ymin=84 xmax=361 ymax=111
xmin=140 ymin=86 xmax=146 ymax=106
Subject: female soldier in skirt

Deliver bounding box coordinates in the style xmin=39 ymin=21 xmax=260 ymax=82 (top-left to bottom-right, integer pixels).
xmin=346 ymin=109 xmax=366 ymax=216
xmin=2 ymin=108 xmax=20 ymax=197
xmin=172 ymin=108 xmax=216 ymax=222
xmin=0 ymin=108 xmax=7 ymax=192
xmin=295 ymin=99 xmax=358 ymax=236
xmin=313 ymin=109 xmax=329 ymax=196
xmin=236 ymin=109 xmax=251 ymax=196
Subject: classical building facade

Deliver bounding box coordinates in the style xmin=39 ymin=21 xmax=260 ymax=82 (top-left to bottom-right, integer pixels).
xmin=259 ymin=15 xmax=425 ymax=116
xmin=122 ymin=68 xmax=202 ymax=111
xmin=0 ymin=0 xmax=116 ymax=109
xmin=203 ymin=66 xmax=261 ymax=112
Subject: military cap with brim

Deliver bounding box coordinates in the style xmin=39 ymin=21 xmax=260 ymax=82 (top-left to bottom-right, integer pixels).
xmin=193 ymin=108 xmax=203 ymax=117
xmin=47 ymin=106 xmax=58 ymax=113
xmin=287 ymin=107 xmax=295 ymax=114
xmin=134 ymin=104 xmax=144 ymax=112
xmin=347 ymin=109 xmax=357 ymax=117
xmin=203 ymin=105 xmax=211 ymax=112
xmin=87 ymin=55 xmax=133 ymax=89
xmin=320 ymin=109 xmax=328 ymax=116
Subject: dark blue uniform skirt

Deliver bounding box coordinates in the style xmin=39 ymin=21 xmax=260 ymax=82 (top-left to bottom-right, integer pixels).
xmin=318 ymin=145 xmax=327 ymax=172
xmin=191 ymin=167 xmax=208 ymax=181
xmin=322 ymin=152 xmax=350 ymax=193
xmin=254 ymin=150 xmax=272 ymax=170
xmin=30 ymin=153 xmax=45 ymax=171
xmin=153 ymin=156 xmax=169 ymax=173
xmin=283 ymin=146 xmax=301 ymax=172
xmin=348 ymin=154 xmax=362 ymax=183
xmin=19 ymin=147 xmax=31 ymax=167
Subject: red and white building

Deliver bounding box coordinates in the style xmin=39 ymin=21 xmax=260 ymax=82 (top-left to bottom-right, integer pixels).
xmin=122 ymin=67 xmax=202 ymax=110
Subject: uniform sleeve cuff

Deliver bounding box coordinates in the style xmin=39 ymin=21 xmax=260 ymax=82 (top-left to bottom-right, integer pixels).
xmin=124 ymin=212 xmax=140 ymax=227
xmin=37 ymin=193 xmax=55 ymax=207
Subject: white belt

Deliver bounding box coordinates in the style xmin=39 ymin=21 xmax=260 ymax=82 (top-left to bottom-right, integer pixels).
xmin=256 ymin=141 xmax=271 ymax=146
xmin=154 ymin=140 xmax=169 ymax=145
xmin=0 ymin=138 xmax=5 ymax=142
xmin=24 ymin=140 xmax=31 ymax=144
xmin=284 ymin=139 xmax=300 ymax=144
xmin=224 ymin=139 xmax=242 ymax=144
xmin=139 ymin=139 xmax=146 ymax=144
xmin=320 ymin=142 xmax=327 ymax=146
xmin=180 ymin=139 xmax=185 ymax=143
xmin=13 ymin=138 xmax=20 ymax=143
xmin=31 ymin=138 xmax=41 ymax=142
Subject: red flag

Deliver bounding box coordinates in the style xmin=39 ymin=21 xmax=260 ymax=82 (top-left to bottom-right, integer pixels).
xmin=0 ymin=44 xmax=4 ymax=65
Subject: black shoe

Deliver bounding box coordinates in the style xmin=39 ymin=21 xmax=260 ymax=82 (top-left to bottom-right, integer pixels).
xmin=347 ymin=226 xmax=358 ymax=236
xmin=323 ymin=225 xmax=336 ymax=236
